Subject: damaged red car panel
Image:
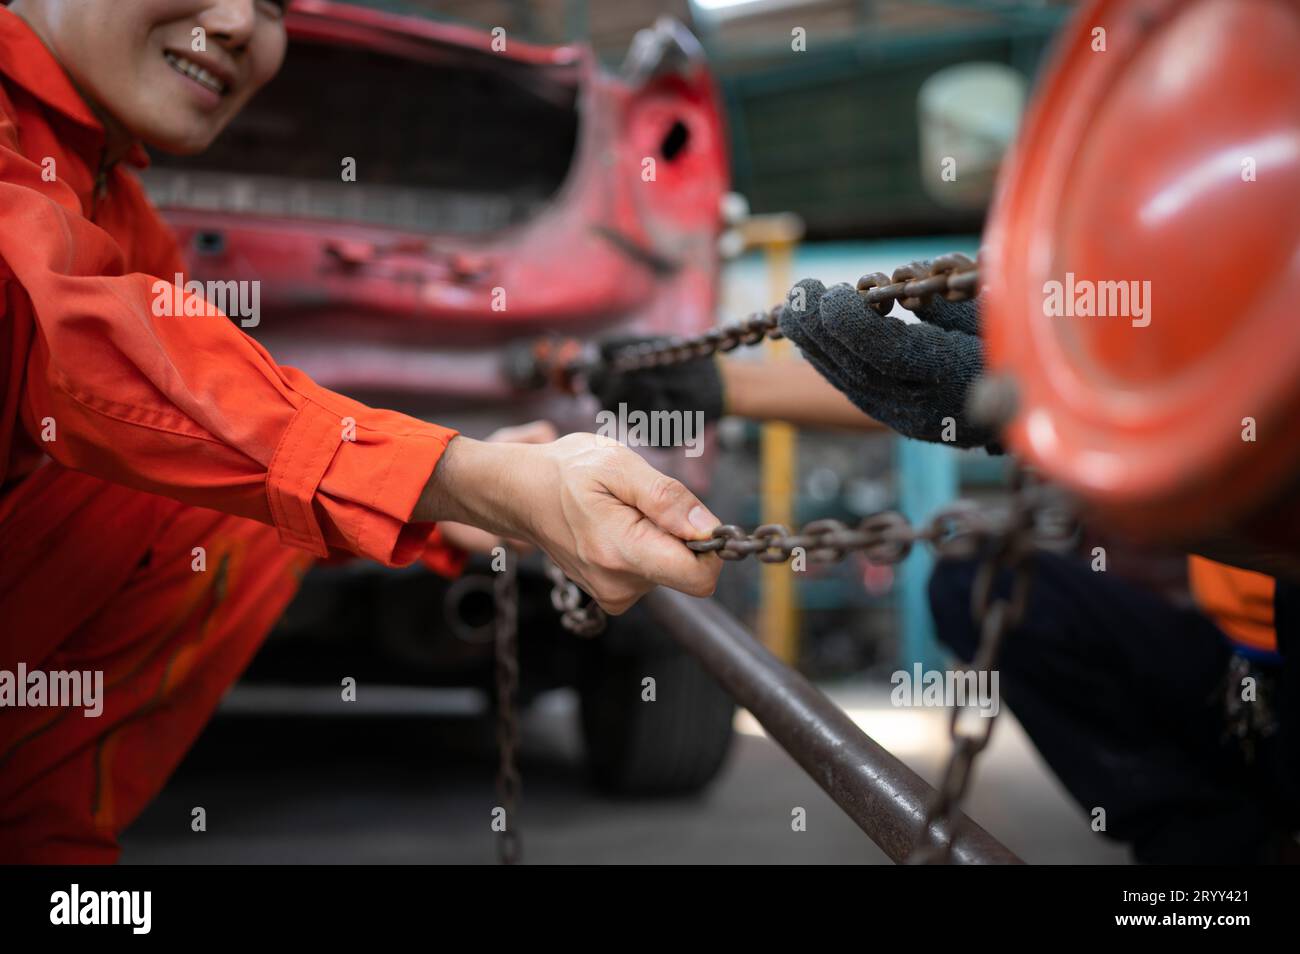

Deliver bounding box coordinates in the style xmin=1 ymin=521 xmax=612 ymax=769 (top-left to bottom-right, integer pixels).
xmin=143 ymin=0 xmax=729 ymax=408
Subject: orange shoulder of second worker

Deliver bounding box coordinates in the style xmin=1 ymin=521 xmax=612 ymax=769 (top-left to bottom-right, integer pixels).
xmin=1188 ymin=556 xmax=1277 ymax=655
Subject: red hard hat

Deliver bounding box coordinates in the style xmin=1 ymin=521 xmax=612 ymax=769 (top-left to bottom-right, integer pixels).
xmin=983 ymin=0 xmax=1300 ymax=548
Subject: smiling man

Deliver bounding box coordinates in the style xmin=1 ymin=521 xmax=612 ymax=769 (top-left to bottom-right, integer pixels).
xmin=12 ymin=0 xmax=290 ymax=157
xmin=0 ymin=0 xmax=720 ymax=862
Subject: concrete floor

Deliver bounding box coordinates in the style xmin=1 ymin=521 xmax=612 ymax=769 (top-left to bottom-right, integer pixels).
xmin=121 ymin=683 xmax=1129 ymax=864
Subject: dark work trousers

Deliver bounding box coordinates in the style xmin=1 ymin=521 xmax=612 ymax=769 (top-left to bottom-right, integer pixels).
xmin=929 ymin=550 xmax=1300 ymax=864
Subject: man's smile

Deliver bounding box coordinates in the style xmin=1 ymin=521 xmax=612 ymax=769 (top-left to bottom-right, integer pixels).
xmin=163 ymin=49 xmax=230 ymax=97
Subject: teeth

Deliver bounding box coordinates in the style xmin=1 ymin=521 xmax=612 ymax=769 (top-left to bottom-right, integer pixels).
xmin=164 ymin=51 xmax=226 ymax=95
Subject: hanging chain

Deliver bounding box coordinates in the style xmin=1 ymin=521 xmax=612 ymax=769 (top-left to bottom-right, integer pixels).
xmin=493 ymin=545 xmax=522 ymax=864
xmin=543 ymin=558 xmax=608 ymax=637
xmin=604 ymin=252 xmax=979 ymax=374
xmin=906 ymin=472 xmax=1041 ymax=864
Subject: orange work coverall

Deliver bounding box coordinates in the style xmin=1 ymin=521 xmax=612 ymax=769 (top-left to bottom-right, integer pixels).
xmin=0 ymin=9 xmax=465 ymax=862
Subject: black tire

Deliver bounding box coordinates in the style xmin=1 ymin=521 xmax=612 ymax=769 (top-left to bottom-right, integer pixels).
xmin=579 ymin=613 xmax=735 ymax=795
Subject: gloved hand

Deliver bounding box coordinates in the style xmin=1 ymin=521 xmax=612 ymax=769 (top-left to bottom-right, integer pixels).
xmin=587 ymin=336 xmax=726 ymax=423
xmin=777 ymin=269 xmax=999 ymax=449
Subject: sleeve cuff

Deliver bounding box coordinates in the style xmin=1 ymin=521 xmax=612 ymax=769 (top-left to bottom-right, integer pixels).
xmin=266 ymin=398 xmax=458 ymax=566
xmin=420 ymin=525 xmax=470 ymax=579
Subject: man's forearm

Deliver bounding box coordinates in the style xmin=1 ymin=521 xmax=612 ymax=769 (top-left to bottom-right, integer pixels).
xmin=720 ymin=357 xmax=886 ymax=431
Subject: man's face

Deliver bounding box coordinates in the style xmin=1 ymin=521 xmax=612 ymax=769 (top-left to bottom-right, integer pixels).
xmin=15 ymin=0 xmax=288 ymax=154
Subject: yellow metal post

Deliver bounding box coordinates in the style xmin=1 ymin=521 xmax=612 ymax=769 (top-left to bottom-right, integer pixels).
xmin=737 ymin=213 xmax=803 ymax=664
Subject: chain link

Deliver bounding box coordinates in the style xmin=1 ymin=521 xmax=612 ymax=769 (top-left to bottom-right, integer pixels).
xmin=493 ymin=545 xmax=522 ymax=865
xmin=544 ymin=558 xmax=607 ymax=637
xmin=604 ymin=253 xmax=980 ymax=374
xmin=683 ymin=497 xmax=1061 ymax=568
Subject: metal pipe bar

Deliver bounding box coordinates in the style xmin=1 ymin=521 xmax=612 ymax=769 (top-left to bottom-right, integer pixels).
xmin=642 ymin=587 xmax=1022 ymax=865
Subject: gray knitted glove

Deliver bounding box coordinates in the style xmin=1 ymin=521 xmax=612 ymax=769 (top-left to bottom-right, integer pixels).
xmin=777 ymin=274 xmax=998 ymax=449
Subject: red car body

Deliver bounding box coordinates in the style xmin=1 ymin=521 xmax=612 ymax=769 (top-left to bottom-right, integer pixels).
xmin=144 ymin=0 xmax=728 ymax=425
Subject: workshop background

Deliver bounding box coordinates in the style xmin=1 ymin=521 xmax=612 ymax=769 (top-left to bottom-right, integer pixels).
xmin=121 ymin=0 xmax=1128 ymax=864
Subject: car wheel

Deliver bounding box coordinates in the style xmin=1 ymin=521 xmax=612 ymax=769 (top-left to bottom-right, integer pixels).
xmin=578 ymin=610 xmax=735 ymax=795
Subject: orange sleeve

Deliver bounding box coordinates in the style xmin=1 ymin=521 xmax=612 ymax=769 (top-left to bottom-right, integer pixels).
xmin=421 ymin=526 xmax=469 ymax=579
xmin=0 ymin=113 xmax=457 ymax=567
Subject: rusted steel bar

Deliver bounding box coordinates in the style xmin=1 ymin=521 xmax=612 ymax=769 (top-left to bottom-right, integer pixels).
xmin=642 ymin=587 xmax=1022 ymax=865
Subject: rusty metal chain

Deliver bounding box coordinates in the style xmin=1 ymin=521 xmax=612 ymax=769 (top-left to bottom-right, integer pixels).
xmin=546 ymin=482 xmax=1066 ymax=627
xmin=604 ymin=252 xmax=979 ymax=374
xmin=511 ymin=253 xmax=981 ymax=394
xmin=607 ymin=303 xmax=786 ymax=372
xmin=681 ymin=478 xmax=1065 ymax=864
xmin=684 ymin=496 xmax=1041 ymax=567
xmin=544 ymin=558 xmax=607 ymax=637
xmin=493 ymin=545 xmax=522 ymax=864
